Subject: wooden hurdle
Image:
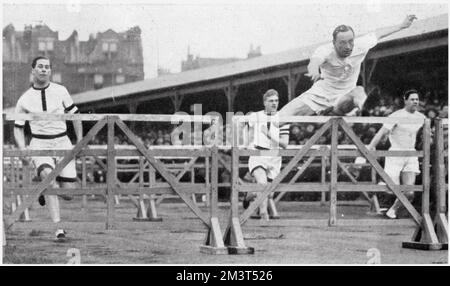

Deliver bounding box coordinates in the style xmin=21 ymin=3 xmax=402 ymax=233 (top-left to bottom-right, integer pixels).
xmin=3 ymin=156 xmax=33 ymax=222
xmin=3 ymin=113 xmax=227 ymax=254
xmin=224 ymin=115 xmax=445 ymax=254
xmin=431 ymin=118 xmax=448 ymax=249
xmin=404 ymin=118 xmax=448 ymax=250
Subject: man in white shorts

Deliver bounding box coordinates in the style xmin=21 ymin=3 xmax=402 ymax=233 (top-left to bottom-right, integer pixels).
xmin=277 ymin=15 xmax=417 ymax=134
xmin=14 ymin=56 xmax=83 ymax=241
xmin=245 ymin=89 xmax=289 ymax=221
xmin=367 ymin=90 xmax=426 ymax=219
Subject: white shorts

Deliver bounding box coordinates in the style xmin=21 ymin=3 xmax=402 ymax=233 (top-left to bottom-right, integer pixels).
xmin=248 ymin=154 xmax=282 ymax=180
xmin=30 ymin=135 xmax=77 ymax=182
xmin=280 ymin=86 xmax=365 ymax=115
xmin=384 ymin=156 xmax=420 ymax=185
xmin=281 ymin=92 xmax=339 ymax=114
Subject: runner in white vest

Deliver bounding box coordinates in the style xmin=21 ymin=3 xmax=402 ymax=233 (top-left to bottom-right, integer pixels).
xmin=245 ymin=89 xmax=289 ymax=221
xmin=367 ymin=90 xmax=426 ymax=219
xmin=14 ymin=56 xmax=83 ymax=241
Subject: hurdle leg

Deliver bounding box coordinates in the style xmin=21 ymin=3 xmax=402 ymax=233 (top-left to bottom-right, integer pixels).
xmin=3 ymin=221 xmax=6 ymax=246
xmin=268 ymin=197 xmax=280 ymax=219
xmin=133 ymin=196 xmax=149 ymax=221
xmin=81 ymin=156 xmax=88 ymax=210
xmin=17 ymin=195 xmax=31 ymax=222
xmin=200 ymin=146 xmax=228 ymax=254
xmin=432 ymin=118 xmax=448 ymax=247
xmin=224 ymin=145 xmax=254 ymax=254
xmin=202 ymin=194 xmax=209 ymax=207
xmin=402 ymin=120 xmax=442 ymax=250
xmin=328 ymin=119 xmax=339 ymax=226
xmin=203 ymin=156 xmax=210 ymax=207
xmin=114 ymin=195 xmax=120 ymax=205
xmin=82 ymin=195 xmax=88 ymax=209
xmin=224 ymin=217 xmax=254 ymax=255
xmin=11 ymin=200 xmax=17 ymax=214
xmin=146 ymin=195 xmax=163 ymax=222
xmin=369 ymin=194 xmax=383 ymax=214
xmin=320 ymin=153 xmax=327 ymax=206
xmin=403 ymin=214 xmax=442 ymax=250
xmin=434 ymin=213 xmax=448 ymax=246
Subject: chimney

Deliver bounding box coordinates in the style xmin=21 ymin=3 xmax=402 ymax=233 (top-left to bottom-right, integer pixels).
xmin=23 ymin=25 xmax=32 ymax=48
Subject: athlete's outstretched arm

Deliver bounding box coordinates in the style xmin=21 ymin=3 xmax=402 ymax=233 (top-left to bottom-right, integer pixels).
xmin=367 ymin=126 xmax=390 ymax=150
xmin=375 ymin=15 xmax=417 ymax=41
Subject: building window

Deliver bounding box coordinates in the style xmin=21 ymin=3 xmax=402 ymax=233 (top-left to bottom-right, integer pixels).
xmin=46 ymin=41 xmax=54 ymax=51
xmin=52 ymin=73 xmax=61 ymax=83
xmin=102 ymin=42 xmax=109 ymax=52
xmin=38 ymin=38 xmax=54 ymax=52
xmin=102 ymin=41 xmax=118 ymax=53
xmin=110 ymin=42 xmax=117 ymax=52
xmin=116 ymin=74 xmax=125 ymax=84
xmin=38 ymin=41 xmax=46 ymax=51
xmin=94 ymin=74 xmax=104 ymax=84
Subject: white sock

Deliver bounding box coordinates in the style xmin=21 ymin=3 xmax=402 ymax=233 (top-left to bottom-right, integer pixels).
xmin=386 ymin=208 xmax=397 ymax=219
xmin=47 ymin=195 xmax=61 ymax=223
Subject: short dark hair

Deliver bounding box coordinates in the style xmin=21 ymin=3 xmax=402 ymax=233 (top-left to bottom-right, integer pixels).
xmin=31 ymin=56 xmax=51 ymax=68
xmin=332 ymin=25 xmax=355 ymax=41
xmin=403 ymin=89 xmax=420 ymax=100
xmin=263 ymin=89 xmax=279 ymax=102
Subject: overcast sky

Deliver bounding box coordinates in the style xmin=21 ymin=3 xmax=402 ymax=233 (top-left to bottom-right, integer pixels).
xmin=2 ymin=0 xmax=448 ymax=78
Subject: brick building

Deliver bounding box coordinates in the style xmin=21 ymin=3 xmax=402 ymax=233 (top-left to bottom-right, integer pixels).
xmin=2 ymin=23 xmax=144 ymax=108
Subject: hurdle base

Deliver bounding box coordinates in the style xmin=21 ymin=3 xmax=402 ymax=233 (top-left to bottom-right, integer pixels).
xmin=227 ymin=246 xmax=255 ymax=255
xmin=250 ymin=215 xmax=280 ymax=220
xmin=199 ymin=245 xmax=228 ymax=255
xmin=132 ymin=217 xmax=163 ymax=222
xmin=402 ymin=241 xmax=444 ymax=251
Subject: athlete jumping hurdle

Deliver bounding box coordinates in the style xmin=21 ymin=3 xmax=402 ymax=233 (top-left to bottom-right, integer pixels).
xmin=277 ymin=15 xmax=417 ymax=134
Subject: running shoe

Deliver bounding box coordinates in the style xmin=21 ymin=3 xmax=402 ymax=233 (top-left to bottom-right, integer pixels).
xmin=55 ymin=229 xmax=67 ymax=242
xmin=38 ymin=195 xmax=46 ymax=206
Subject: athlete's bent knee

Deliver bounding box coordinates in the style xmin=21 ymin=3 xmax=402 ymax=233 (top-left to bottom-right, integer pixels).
xmin=40 ymin=167 xmax=53 ymax=179
xmin=404 ymin=191 xmax=415 ymax=201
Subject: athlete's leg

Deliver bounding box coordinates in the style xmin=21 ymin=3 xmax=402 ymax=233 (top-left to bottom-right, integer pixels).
xmin=277 ymin=98 xmax=316 ymax=135
xmin=278 ymin=95 xmax=316 ymax=117
xmin=383 ymin=157 xmax=403 ymax=218
xmin=388 ymin=172 xmax=417 ymax=214
xmin=387 ymin=156 xmax=420 ymax=216
xmin=39 ymin=167 xmax=61 ymax=223
xmin=252 ymin=167 xmax=269 ymax=220
xmin=330 ymin=86 xmax=367 ymax=116
xmin=56 ymin=159 xmax=78 ymax=201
